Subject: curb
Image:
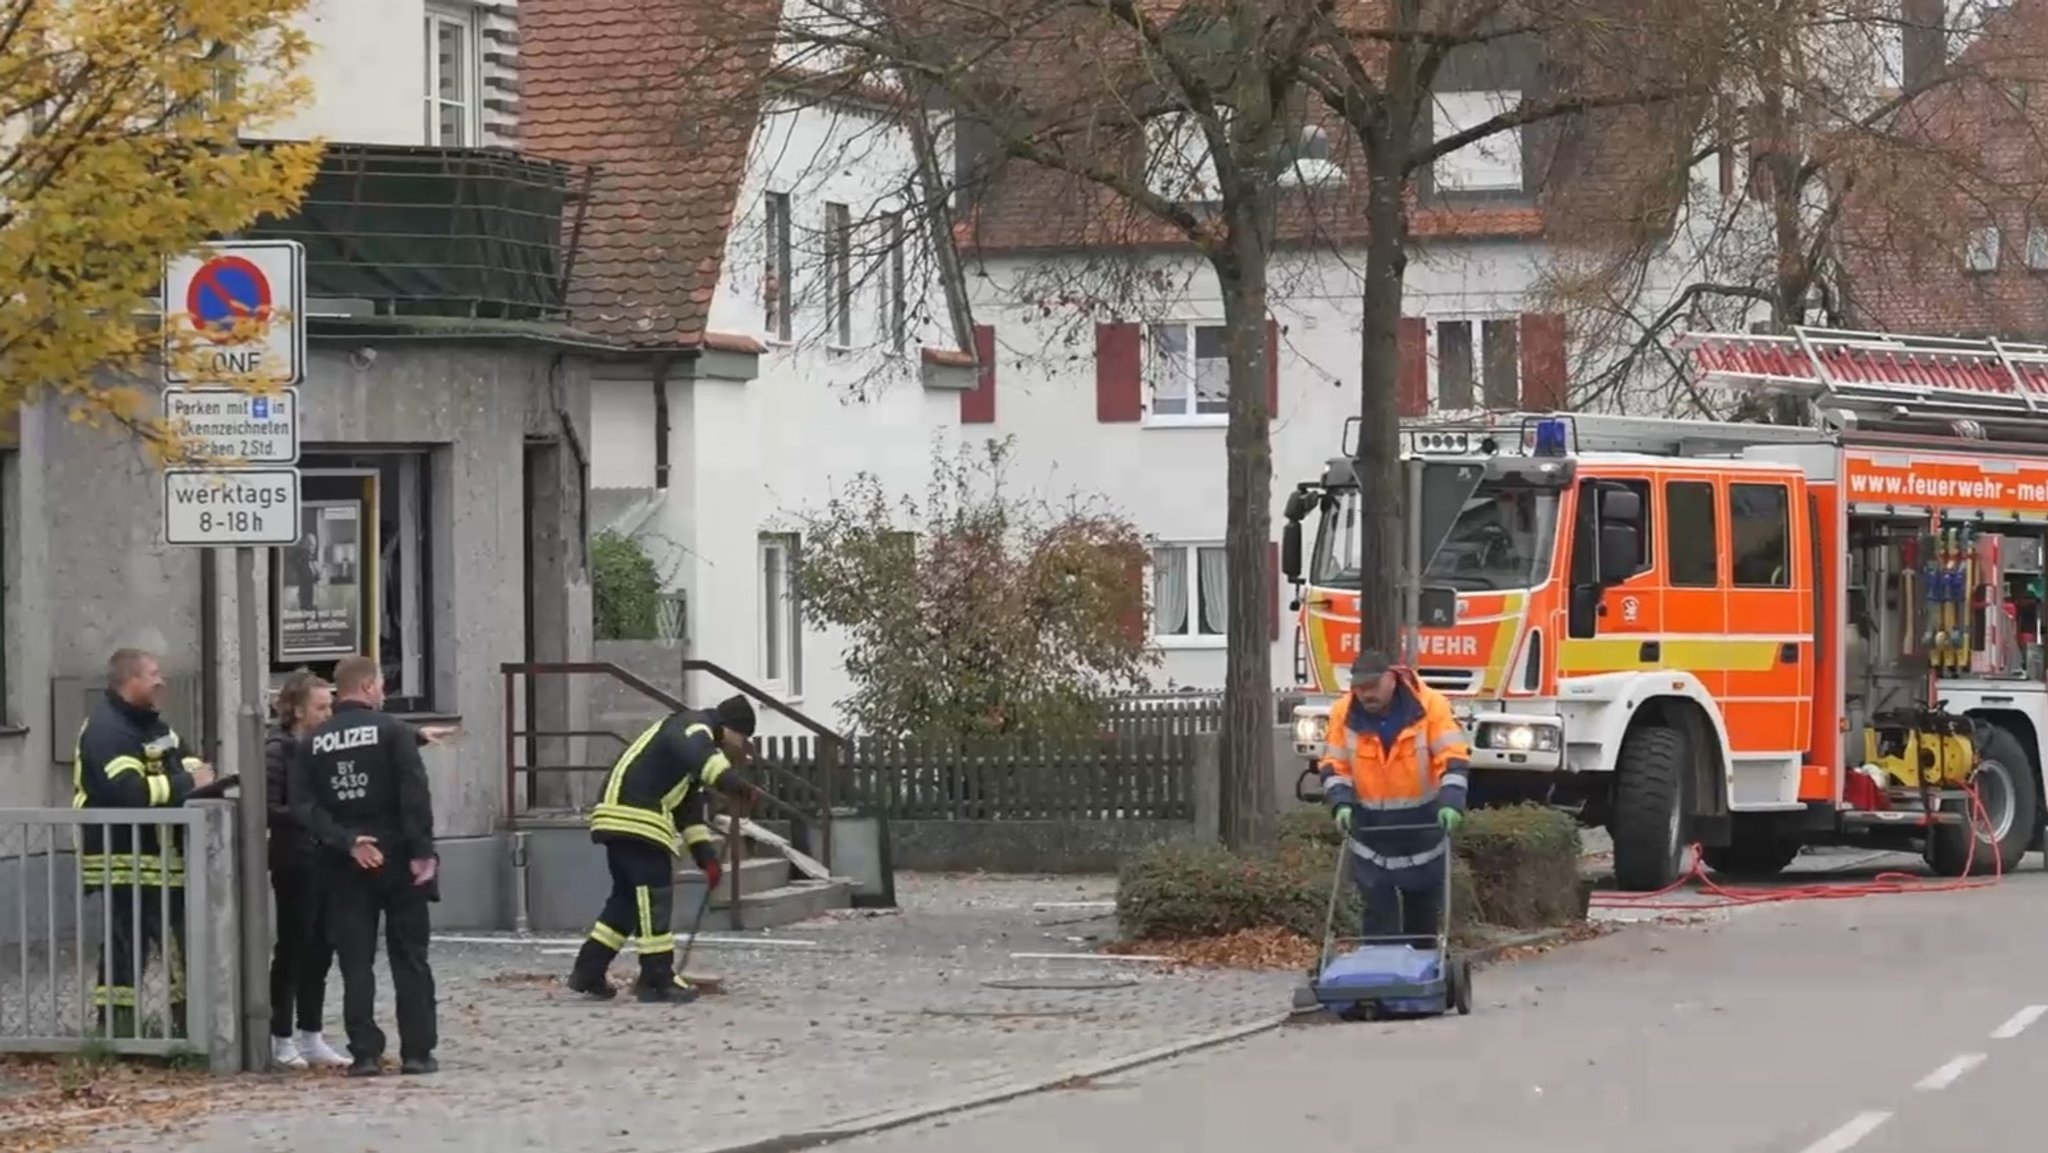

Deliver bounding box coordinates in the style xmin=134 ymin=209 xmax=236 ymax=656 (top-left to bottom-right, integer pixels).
xmin=683 ymin=1012 xmax=1291 ymax=1153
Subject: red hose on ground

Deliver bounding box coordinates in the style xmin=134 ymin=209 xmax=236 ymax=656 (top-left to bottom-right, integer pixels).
xmin=1589 ymin=782 xmax=2004 ymax=911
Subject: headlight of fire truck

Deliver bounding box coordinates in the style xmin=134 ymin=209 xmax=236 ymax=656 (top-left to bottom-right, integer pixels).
xmin=1475 ymin=720 xmax=1562 ymax=754
xmin=1292 ymin=708 xmax=1330 ymax=756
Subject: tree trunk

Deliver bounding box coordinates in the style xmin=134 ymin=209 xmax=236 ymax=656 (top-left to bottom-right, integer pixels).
xmin=1355 ymin=164 xmax=1410 ymax=659
xmin=1217 ymin=247 xmax=1277 ymax=853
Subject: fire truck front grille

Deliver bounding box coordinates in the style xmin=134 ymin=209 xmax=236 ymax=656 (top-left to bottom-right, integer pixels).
xmin=1418 ymin=668 xmax=1480 ymax=694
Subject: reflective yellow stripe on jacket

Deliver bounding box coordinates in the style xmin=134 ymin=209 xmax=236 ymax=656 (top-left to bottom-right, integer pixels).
xmin=588 ymin=721 xmax=722 ymax=853
xmin=80 ymin=851 xmax=188 ymax=888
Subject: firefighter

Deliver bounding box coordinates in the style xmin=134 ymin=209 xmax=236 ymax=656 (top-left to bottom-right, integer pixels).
xmin=73 ymin=648 xmax=215 ymax=1037
xmin=288 ymin=654 xmax=439 ymax=1077
xmin=566 ymin=695 xmax=758 ymax=1004
xmin=1319 ymin=650 xmax=1471 ymax=942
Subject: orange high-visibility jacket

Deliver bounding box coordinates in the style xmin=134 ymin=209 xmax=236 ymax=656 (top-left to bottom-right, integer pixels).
xmin=1318 ymin=670 xmax=1471 ymax=872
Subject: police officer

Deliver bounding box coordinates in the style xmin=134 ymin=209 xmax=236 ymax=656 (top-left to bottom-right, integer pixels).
xmin=74 ymin=648 xmax=215 ymax=1037
xmin=288 ymin=654 xmax=439 ymax=1077
xmin=1319 ymin=650 xmax=1472 ymax=942
xmin=566 ymin=695 xmax=757 ymax=1004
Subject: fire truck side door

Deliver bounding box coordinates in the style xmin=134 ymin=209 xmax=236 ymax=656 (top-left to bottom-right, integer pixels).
xmin=1722 ymin=473 xmax=1811 ymax=757
xmin=1566 ymin=478 xmax=1653 ymax=640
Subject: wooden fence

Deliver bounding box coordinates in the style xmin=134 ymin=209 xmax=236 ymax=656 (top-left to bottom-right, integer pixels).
xmin=755 ymin=731 xmax=1197 ymax=822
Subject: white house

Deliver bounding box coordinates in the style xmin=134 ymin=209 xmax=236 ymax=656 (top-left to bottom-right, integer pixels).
xmin=540 ymin=0 xmax=978 ymax=736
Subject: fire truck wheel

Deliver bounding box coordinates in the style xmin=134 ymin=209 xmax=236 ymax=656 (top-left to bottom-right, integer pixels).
xmin=1699 ymin=837 xmax=1800 ymax=879
xmin=1930 ymin=726 xmax=2038 ymax=877
xmin=1610 ymin=721 xmax=1687 ymax=892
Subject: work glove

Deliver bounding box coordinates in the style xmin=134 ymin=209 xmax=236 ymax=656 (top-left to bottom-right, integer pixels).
xmin=1333 ymin=805 xmax=1353 ymax=833
xmin=1438 ymin=807 xmax=1463 ymax=832
xmin=691 ymin=843 xmax=723 ymax=889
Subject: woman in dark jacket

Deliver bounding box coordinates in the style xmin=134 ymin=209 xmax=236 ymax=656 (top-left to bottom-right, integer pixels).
xmin=267 ymin=670 xmax=346 ymax=1069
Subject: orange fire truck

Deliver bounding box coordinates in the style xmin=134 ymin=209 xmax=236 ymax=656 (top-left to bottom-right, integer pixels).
xmin=1279 ymin=327 xmax=2048 ymax=891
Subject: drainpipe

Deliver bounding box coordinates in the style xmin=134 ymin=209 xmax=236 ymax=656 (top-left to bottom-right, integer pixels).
xmin=652 ymin=356 xmax=671 ymax=491
xmin=199 ymin=550 xmax=219 ymax=758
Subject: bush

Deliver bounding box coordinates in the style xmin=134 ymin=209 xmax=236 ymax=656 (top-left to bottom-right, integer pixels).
xmin=592 ymin=530 xmax=663 ymax=640
xmin=1119 ymin=804 xmax=1581 ymax=944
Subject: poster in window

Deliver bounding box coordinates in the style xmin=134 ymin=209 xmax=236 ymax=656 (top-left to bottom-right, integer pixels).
xmin=276 ymin=500 xmax=364 ymax=661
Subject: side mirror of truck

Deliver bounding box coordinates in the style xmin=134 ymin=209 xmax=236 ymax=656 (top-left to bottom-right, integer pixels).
xmin=1281 ymin=521 xmax=1303 ymax=582
xmin=1600 ymin=487 xmax=1643 ymax=525
xmin=1598 ymin=523 xmax=1641 ymax=585
xmin=1283 ymin=488 xmax=1315 ymax=522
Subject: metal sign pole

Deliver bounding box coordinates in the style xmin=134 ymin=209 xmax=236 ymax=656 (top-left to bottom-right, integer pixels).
xmin=235 ymin=544 xmax=270 ymax=1071
xmin=1404 ymin=456 xmax=1424 ymax=664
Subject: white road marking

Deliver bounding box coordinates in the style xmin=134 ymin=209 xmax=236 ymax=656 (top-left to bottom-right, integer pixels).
xmin=1913 ymin=1053 xmax=1986 ymax=1091
xmin=1800 ymin=1111 xmax=1892 ymax=1153
xmin=1992 ymin=1004 xmax=2048 ymax=1039
xmin=435 ymin=933 xmax=819 ymax=949
xmin=1008 ymin=951 xmax=1174 ymax=963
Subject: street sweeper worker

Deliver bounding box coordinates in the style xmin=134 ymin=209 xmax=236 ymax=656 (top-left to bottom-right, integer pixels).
xmin=566 ymin=695 xmax=759 ymax=1004
xmin=1319 ymin=649 xmax=1471 ymax=943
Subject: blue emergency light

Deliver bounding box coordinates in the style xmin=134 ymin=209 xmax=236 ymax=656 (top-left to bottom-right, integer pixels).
xmin=1532 ymin=417 xmax=1569 ymax=457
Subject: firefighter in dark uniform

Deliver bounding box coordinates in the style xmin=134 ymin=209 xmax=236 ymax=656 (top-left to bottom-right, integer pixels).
xmin=566 ymin=695 xmax=758 ymax=1003
xmin=73 ymin=648 xmax=215 ymax=1036
xmin=288 ymin=654 xmax=439 ymax=1077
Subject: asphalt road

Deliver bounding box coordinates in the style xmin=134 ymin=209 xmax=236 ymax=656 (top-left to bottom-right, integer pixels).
xmin=842 ymin=859 xmax=2048 ymax=1153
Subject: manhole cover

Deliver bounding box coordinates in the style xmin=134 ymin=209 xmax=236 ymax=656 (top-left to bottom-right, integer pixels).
xmin=981 ymin=975 xmax=1141 ymax=992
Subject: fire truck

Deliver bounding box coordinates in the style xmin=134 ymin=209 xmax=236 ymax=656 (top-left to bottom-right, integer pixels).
xmin=1279 ymin=327 xmax=2048 ymax=891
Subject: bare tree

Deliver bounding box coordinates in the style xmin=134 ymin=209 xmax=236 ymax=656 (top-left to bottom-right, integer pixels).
xmin=1534 ymin=0 xmax=2048 ymax=417
xmin=702 ymin=0 xmax=1351 ymax=849
xmin=1293 ymin=0 xmax=1718 ymax=655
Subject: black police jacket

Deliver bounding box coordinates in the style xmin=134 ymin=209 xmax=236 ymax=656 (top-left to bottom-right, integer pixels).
xmin=288 ymin=700 xmax=436 ymax=867
xmin=71 ymin=690 xmax=200 ymax=889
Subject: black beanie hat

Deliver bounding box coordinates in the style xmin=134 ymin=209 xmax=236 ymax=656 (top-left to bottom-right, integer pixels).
xmin=715 ymin=694 xmax=757 ymax=737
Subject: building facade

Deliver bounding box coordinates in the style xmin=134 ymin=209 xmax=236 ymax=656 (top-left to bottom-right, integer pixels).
xmin=0 ymin=1 xmax=625 ymax=931
xmin=527 ymin=0 xmax=977 ymax=737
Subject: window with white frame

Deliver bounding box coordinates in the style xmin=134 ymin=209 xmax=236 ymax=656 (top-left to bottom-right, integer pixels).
xmin=1152 ymin=543 xmax=1226 ymax=642
xmin=1966 ymin=225 xmax=2001 ymax=273
xmin=1434 ymin=317 xmax=1521 ymax=410
xmin=424 ymin=5 xmax=479 ymax=146
xmin=759 ymin=533 xmax=804 ymax=695
xmin=764 ymin=191 xmax=793 ymax=340
xmin=885 ymin=212 xmax=908 ymax=352
xmin=825 ymin=202 xmax=852 ymax=348
xmin=1143 ymin=112 xmax=1222 ymax=202
xmin=1431 ymin=90 xmax=1523 ymax=193
xmin=1146 ymin=322 xmax=1230 ymax=420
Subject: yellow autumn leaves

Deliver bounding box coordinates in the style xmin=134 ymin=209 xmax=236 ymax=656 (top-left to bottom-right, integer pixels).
xmin=0 ymin=0 xmax=321 ymax=448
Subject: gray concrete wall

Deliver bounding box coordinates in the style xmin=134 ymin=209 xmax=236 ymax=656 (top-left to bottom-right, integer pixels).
xmin=888 ymin=819 xmax=1202 ymax=873
xmin=0 ymin=337 xmax=613 ymax=844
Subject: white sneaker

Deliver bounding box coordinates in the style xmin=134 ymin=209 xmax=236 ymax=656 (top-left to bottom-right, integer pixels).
xmin=271 ymin=1035 xmax=309 ymax=1070
xmin=294 ymin=1030 xmax=349 ymax=1067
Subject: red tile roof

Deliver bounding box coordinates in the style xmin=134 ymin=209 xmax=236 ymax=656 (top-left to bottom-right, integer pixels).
xmin=521 ymin=0 xmax=782 ymax=348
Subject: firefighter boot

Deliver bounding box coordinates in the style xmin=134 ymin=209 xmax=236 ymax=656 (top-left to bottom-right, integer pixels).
xmin=564 ymin=939 xmax=619 ymax=1001
xmin=634 ymin=947 xmax=698 ymax=1004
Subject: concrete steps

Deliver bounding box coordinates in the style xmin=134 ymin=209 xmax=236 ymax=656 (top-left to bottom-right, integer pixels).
xmin=666 ymin=836 xmax=853 ymax=931
xmin=673 ymin=855 xmax=785 ymax=909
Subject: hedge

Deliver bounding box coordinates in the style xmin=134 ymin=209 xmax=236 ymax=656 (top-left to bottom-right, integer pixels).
xmin=1119 ymin=804 xmax=1582 ymax=945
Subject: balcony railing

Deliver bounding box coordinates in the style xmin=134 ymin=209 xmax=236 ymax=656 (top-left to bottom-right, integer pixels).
xmin=246 ymin=143 xmax=592 ymax=324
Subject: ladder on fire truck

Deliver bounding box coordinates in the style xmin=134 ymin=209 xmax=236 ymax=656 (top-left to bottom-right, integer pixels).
xmin=1678 ymin=326 xmax=2048 ymax=425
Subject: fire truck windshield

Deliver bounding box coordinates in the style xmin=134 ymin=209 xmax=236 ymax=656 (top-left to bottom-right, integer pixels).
xmin=1311 ymin=482 xmax=1561 ymax=591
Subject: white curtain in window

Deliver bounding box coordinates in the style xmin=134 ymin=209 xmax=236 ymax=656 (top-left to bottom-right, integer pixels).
xmin=1150 ymin=325 xmax=1190 ymax=410
xmin=1152 ymin=546 xmax=1189 ymax=636
xmin=1197 ymin=546 xmax=1228 ymax=635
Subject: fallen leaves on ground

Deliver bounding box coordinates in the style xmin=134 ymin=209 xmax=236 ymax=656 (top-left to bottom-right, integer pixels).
xmin=0 ymin=1054 xmax=223 ymax=1153
xmin=1102 ymin=927 xmax=1320 ymax=971
xmin=1481 ymin=920 xmax=1611 ymax=964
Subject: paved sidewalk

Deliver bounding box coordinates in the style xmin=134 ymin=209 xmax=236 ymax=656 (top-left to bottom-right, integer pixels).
xmin=74 ymin=874 xmax=1298 ymax=1153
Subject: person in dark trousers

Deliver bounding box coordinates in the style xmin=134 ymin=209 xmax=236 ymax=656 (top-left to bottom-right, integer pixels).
xmin=73 ymin=648 xmax=215 ymax=1037
xmin=265 ymin=669 xmax=347 ymax=1069
xmin=289 ymin=654 xmax=439 ymax=1077
xmin=566 ymin=696 xmax=758 ymax=1004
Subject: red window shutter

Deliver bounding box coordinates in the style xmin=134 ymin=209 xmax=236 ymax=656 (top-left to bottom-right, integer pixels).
xmin=1519 ymin=312 xmax=1568 ymax=411
xmin=962 ymin=324 xmax=996 ymax=424
xmin=1267 ymin=541 xmax=1281 ymax=642
xmin=1095 ymin=323 xmax=1143 ymax=422
xmin=1265 ymin=319 xmax=1280 ymax=418
xmin=1120 ymin=555 xmax=1149 ymax=644
xmin=1398 ymin=317 xmax=1429 ymax=417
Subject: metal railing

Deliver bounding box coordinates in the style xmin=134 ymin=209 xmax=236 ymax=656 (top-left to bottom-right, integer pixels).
xmin=500 ymin=660 xmax=845 ymax=927
xmin=0 ymin=803 xmax=236 ymax=1069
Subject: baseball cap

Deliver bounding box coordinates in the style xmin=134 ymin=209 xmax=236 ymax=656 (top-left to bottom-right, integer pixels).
xmin=1349 ymin=650 xmax=1396 ymax=682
